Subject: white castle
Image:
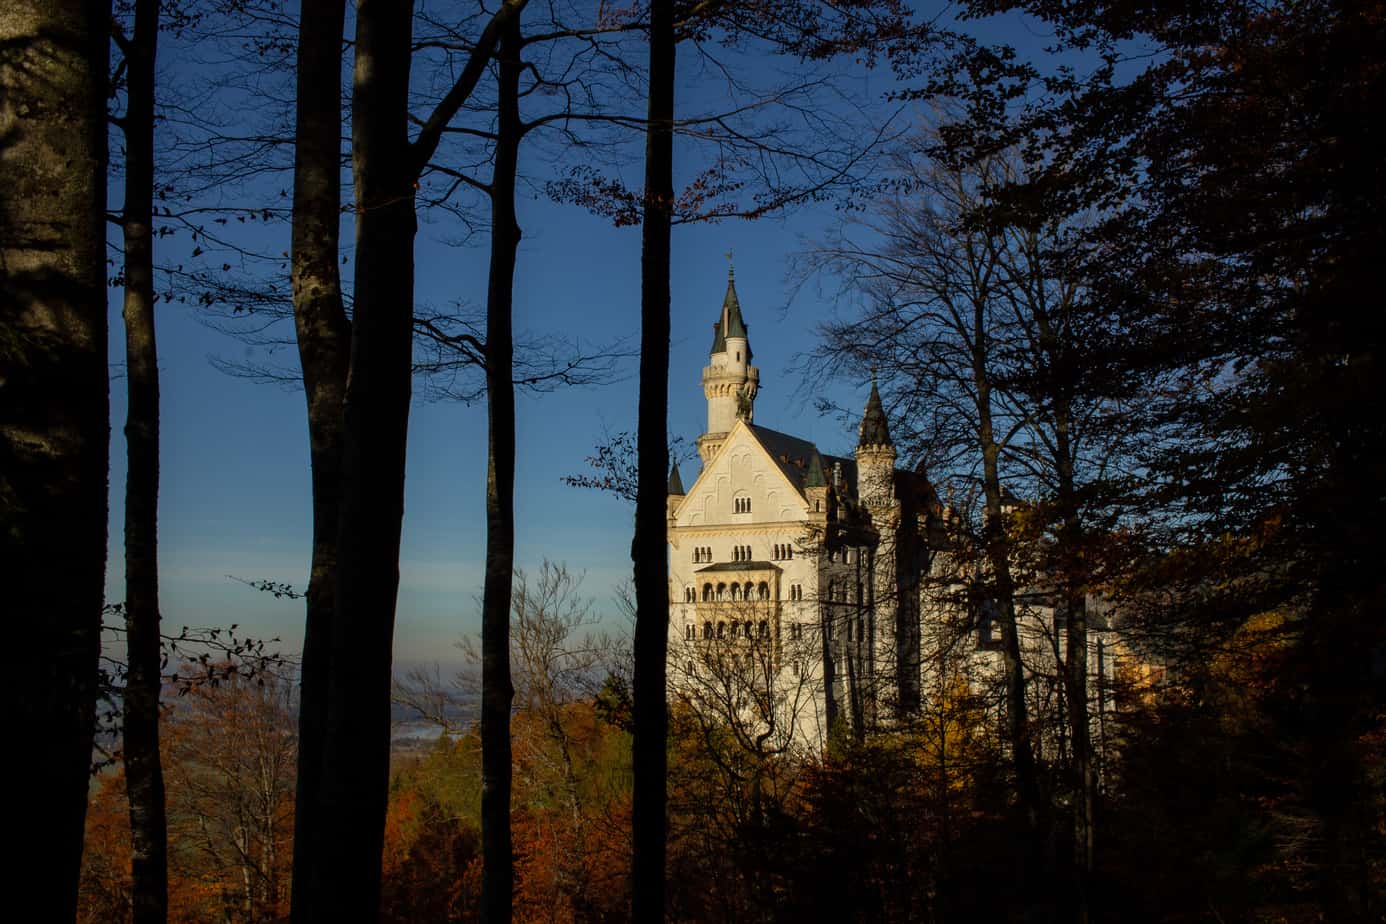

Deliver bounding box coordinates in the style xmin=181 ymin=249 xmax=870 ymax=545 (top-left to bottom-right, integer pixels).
xmin=665 ymin=267 xmax=1119 ymax=754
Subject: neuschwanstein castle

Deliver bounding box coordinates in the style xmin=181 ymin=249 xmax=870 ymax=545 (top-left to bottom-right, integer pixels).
xmin=665 ymin=268 xmax=1119 ymax=753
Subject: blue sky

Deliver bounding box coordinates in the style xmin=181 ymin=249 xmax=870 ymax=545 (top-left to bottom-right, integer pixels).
xmin=103 ymin=2 xmax=1083 ymax=673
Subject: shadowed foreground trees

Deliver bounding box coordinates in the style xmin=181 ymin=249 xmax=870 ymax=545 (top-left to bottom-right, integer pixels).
xmin=916 ymin=1 xmax=1386 ymax=917
xmin=2 ymin=0 xmax=110 ymax=916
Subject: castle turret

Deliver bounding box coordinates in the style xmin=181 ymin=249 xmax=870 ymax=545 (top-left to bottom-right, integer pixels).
xmin=667 ymin=461 xmax=686 ymax=519
xmin=855 ymin=375 xmax=897 ymax=509
xmin=697 ymin=265 xmax=759 ymax=463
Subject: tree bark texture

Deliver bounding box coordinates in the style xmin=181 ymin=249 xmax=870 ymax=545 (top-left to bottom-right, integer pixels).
xmin=0 ymin=0 xmax=109 ymax=916
xmin=287 ymin=0 xmax=349 ymax=919
xmin=308 ymin=0 xmax=416 ymax=916
xmin=970 ymin=301 xmax=1047 ymax=899
xmin=480 ymin=17 xmax=523 ymax=924
xmin=1053 ymin=401 xmax=1094 ymax=924
xmin=632 ymin=1 xmax=674 ymax=918
xmin=120 ymin=1 xmax=169 ymax=920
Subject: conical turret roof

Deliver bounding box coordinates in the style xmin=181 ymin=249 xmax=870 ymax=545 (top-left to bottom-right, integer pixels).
xmin=709 ymin=321 xmax=725 ymax=355
xmin=722 ymin=268 xmax=748 ymax=339
xmin=708 ymin=264 xmax=752 ymax=359
xmin=804 ymin=450 xmax=827 ymax=489
xmin=858 ymin=376 xmax=893 ymax=448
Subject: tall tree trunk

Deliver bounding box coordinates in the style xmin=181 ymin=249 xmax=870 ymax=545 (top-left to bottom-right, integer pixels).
xmin=1 ymin=1 xmax=109 ymax=916
xmin=632 ymin=0 xmax=674 ymax=918
xmin=121 ymin=1 xmax=169 ymax=920
xmin=971 ymin=302 xmax=1047 ymax=909
xmin=1053 ymin=404 xmax=1093 ymax=924
xmin=287 ymin=0 xmax=349 ymax=919
xmin=309 ymin=0 xmax=416 ymax=916
xmin=480 ymin=17 xmax=523 ymax=923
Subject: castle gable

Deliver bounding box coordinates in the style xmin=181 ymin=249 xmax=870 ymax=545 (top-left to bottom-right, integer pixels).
xmin=675 ymin=421 xmax=811 ymax=527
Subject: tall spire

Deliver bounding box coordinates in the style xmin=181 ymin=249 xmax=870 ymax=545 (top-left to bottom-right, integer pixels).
xmin=699 ymin=259 xmax=759 ymax=463
xmin=668 ymin=461 xmax=685 ymax=495
xmin=858 ymin=372 xmax=893 ymax=448
xmin=722 ymin=265 xmax=748 ymax=340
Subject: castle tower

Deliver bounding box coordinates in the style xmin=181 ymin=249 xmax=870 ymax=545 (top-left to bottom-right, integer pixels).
xmin=855 ymin=374 xmax=897 ymax=509
xmin=697 ymin=265 xmax=759 ymax=463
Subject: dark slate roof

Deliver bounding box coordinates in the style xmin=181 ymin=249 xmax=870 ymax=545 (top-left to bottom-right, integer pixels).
xmin=709 ymin=320 xmax=725 ymax=355
xmin=723 ymin=271 xmax=748 ymax=339
xmin=745 ymin=424 xmax=858 ymax=497
xmin=668 ymin=461 xmax=685 ymax=495
xmin=694 ymin=561 xmax=782 ymax=573
xmin=858 ymin=379 xmax=893 ymax=447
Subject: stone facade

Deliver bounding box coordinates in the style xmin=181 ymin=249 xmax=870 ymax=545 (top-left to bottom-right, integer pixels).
xmin=666 ymin=269 xmax=946 ymax=752
xmin=666 ymin=269 xmax=1122 ymax=756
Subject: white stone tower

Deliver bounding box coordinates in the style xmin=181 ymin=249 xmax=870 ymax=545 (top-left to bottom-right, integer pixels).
xmin=855 ymin=374 xmax=897 ymax=509
xmin=697 ymin=266 xmax=759 ymax=463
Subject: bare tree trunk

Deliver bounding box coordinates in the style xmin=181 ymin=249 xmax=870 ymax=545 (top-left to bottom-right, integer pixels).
xmin=971 ymin=303 xmax=1047 ymax=908
xmin=1053 ymin=404 xmax=1093 ymax=924
xmin=1 ymin=1 xmax=109 ymax=916
xmin=287 ymin=1 xmax=349 ymax=919
xmin=632 ymin=0 xmax=674 ymax=917
xmin=309 ymin=0 xmax=416 ymax=916
xmin=120 ymin=1 xmax=169 ymax=921
xmin=819 ymin=598 xmax=840 ymax=747
xmin=480 ymin=17 xmax=523 ymax=923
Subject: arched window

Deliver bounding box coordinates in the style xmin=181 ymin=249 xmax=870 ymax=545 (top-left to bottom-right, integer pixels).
xmin=743 ymin=582 xmax=754 ymax=600
xmin=702 ymin=583 xmax=713 ymax=602
xmin=717 ymin=621 xmax=726 ymax=639
xmin=758 ymin=620 xmax=769 ymax=638
xmin=757 ymin=582 xmax=769 ymax=600
xmin=686 ymin=624 xmax=695 ymax=640
xmin=703 ymin=622 xmax=713 ymax=639
xmin=716 ymin=583 xmax=726 ymax=601
xmin=686 ymin=661 xmax=696 ymax=676
xmin=787 ymin=546 xmax=793 ymax=560
xmin=743 ymin=621 xmax=752 ymax=639
xmin=730 ymin=584 xmax=741 ymax=601
xmin=730 ymin=620 xmax=739 ymax=638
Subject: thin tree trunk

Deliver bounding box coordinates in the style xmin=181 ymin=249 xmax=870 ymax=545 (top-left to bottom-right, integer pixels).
xmin=2 ymin=1 xmax=109 ymax=916
xmin=971 ymin=299 xmax=1047 ymax=910
xmin=632 ymin=0 xmax=674 ymax=917
xmin=1022 ymin=251 xmax=1094 ymax=922
xmin=287 ymin=0 xmax=349 ymax=919
xmin=309 ymin=0 xmax=416 ymax=916
xmin=1053 ymin=405 xmax=1093 ymax=924
xmin=121 ymin=1 xmax=169 ymax=920
xmin=480 ymin=16 xmax=523 ymax=923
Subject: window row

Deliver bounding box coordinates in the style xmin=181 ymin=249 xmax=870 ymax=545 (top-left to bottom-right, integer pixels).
xmin=699 ymin=581 xmax=771 ymax=602
xmin=731 ymin=544 xmax=753 ymax=562
xmin=822 ymin=580 xmax=860 ymax=603
xmin=787 ymin=584 xmax=803 ymax=601
xmin=691 ymin=546 xmax=713 ymax=563
xmin=771 ymin=543 xmax=794 ymax=560
xmin=733 ymin=496 xmax=752 ymax=514
xmin=685 ymin=619 xmax=772 ymax=640
xmin=826 ymin=547 xmax=860 ymax=564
